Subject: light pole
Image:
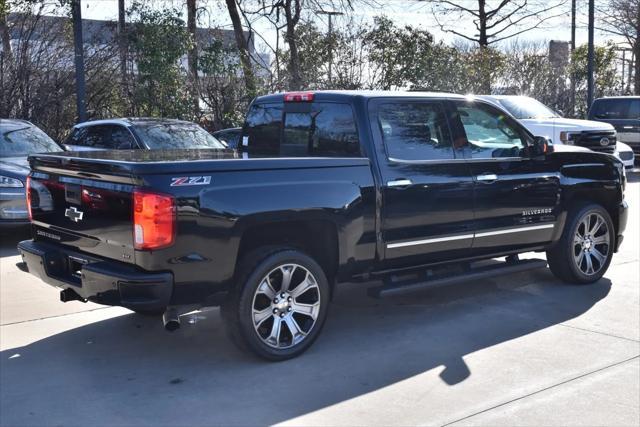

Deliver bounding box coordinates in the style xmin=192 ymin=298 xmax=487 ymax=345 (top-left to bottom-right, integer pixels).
xmin=317 ymin=10 xmax=343 ymax=86
xmin=570 ymin=0 xmax=576 ymax=115
xmin=71 ymin=0 xmax=87 ymax=122
xmin=587 ymin=0 xmax=595 ymax=111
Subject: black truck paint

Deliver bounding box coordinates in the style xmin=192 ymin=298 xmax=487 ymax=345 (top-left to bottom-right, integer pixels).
xmin=18 ymin=92 xmax=628 ymax=359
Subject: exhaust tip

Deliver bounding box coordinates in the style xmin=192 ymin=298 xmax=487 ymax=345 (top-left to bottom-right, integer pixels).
xmin=164 ymin=320 xmax=180 ymax=332
xmin=162 ymin=307 xmax=181 ymax=332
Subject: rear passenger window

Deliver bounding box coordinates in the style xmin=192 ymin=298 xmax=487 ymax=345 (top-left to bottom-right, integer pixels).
xmin=244 ymin=103 xmax=283 ymax=154
xmin=378 ymin=102 xmax=453 ymax=161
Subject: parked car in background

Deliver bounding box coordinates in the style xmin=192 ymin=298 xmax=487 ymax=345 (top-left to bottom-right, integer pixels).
xmin=588 ymin=96 xmax=640 ymax=163
xmin=1 ymin=119 xmax=62 ymax=227
xmin=479 ymin=95 xmax=635 ymax=169
xmin=212 ymin=127 xmax=242 ymax=149
xmin=19 ymin=91 xmax=628 ymax=360
xmin=63 ymin=118 xmax=226 ymax=151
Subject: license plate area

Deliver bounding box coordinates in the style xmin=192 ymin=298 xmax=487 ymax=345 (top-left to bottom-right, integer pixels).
xmin=65 ymin=184 xmax=82 ymax=205
xmin=67 ymin=255 xmax=88 ymax=280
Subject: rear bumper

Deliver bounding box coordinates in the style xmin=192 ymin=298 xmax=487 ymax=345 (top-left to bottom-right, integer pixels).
xmin=17 ymin=240 xmax=172 ymax=311
xmin=615 ymin=200 xmax=629 ymax=252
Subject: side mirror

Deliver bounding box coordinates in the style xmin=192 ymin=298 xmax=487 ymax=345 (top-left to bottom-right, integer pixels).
xmin=529 ymin=136 xmax=553 ymax=157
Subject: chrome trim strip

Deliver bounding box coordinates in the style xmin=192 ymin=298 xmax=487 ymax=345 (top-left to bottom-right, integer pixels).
xmin=387 ymin=179 xmax=413 ymax=187
xmin=474 ymin=223 xmax=555 ymax=238
xmin=387 ymin=233 xmax=474 ymax=249
xmin=387 ymin=157 xmax=523 ymax=165
xmin=561 ymin=163 xmax=605 ymax=169
xmin=386 ymin=223 xmax=555 ymax=249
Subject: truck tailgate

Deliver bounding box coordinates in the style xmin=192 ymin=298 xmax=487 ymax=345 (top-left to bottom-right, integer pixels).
xmin=28 ymin=160 xmax=136 ymax=263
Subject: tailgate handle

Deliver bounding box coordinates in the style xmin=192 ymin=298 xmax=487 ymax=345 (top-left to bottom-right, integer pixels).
xmin=476 ymin=173 xmax=498 ymax=183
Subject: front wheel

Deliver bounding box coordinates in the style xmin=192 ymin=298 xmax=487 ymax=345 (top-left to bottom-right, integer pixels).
xmin=547 ymin=203 xmax=615 ymax=284
xmin=222 ymin=247 xmax=330 ymax=361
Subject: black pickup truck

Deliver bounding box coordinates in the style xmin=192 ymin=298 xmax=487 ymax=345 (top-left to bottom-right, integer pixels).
xmin=18 ymin=91 xmax=628 ymax=360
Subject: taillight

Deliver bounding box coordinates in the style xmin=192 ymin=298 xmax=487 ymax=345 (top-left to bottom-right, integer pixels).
xmin=284 ymin=91 xmax=314 ymax=102
xmin=133 ymin=189 xmax=175 ymax=250
xmin=26 ymin=176 xmax=33 ymax=221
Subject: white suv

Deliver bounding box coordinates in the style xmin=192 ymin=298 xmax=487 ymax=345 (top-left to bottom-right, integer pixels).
xmin=479 ymin=95 xmax=635 ymax=168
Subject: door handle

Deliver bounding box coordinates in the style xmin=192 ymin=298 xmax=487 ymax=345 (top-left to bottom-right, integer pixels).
xmin=476 ymin=173 xmax=498 ymax=183
xmin=387 ymin=179 xmax=413 ymax=187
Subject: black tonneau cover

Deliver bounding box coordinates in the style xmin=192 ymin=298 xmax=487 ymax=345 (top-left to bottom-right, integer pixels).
xmin=29 ymin=149 xmax=370 ymax=177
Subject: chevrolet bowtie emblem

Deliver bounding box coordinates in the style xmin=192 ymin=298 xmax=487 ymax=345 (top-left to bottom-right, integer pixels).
xmin=65 ymin=206 xmax=84 ymax=222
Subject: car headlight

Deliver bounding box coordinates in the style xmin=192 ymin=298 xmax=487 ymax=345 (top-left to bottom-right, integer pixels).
xmin=559 ymin=131 xmax=574 ymax=145
xmin=0 ymin=176 xmax=24 ymax=188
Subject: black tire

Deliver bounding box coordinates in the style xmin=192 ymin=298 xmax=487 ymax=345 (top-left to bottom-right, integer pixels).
xmin=222 ymin=246 xmax=330 ymax=361
xmin=547 ymin=203 xmax=615 ymax=284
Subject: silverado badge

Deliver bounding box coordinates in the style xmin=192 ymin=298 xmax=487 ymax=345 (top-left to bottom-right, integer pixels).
xmin=522 ymin=208 xmax=553 ymax=216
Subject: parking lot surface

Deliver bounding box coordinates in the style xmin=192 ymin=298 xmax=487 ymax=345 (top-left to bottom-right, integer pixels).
xmin=1 ymin=171 xmax=638 ymax=427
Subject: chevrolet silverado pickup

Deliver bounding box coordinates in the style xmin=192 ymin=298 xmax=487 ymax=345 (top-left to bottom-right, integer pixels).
xmin=18 ymin=91 xmax=628 ymax=360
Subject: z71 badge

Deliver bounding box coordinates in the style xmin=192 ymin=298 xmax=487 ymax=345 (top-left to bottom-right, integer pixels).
xmin=170 ymin=176 xmax=212 ymax=186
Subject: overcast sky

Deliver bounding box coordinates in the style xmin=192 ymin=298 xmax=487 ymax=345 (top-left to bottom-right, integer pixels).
xmin=56 ymin=0 xmax=624 ymax=53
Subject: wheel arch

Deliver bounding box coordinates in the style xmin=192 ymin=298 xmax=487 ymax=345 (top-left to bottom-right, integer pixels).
xmin=235 ymin=219 xmax=340 ymax=292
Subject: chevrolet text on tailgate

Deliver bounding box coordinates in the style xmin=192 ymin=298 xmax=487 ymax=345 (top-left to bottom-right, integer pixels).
xmin=18 ymin=91 xmax=629 ymax=360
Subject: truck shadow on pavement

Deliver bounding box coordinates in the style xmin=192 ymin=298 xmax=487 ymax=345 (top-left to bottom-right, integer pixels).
xmin=0 ymin=228 xmax=29 ymax=258
xmin=0 ymin=266 xmax=611 ymax=426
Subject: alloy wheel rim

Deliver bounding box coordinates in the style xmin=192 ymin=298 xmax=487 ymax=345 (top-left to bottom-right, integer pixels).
xmin=573 ymin=212 xmax=610 ymax=276
xmin=251 ymin=264 xmax=321 ymax=349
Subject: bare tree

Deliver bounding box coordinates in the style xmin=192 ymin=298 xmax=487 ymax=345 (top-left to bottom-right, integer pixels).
xmin=1 ymin=1 xmax=13 ymax=65
xmin=225 ymin=0 xmax=257 ymax=96
xmin=428 ymin=0 xmax=567 ymax=92
xmin=3 ymin=4 xmax=121 ymax=139
xmin=234 ymin=0 xmax=353 ymax=91
xmin=429 ymin=0 xmax=568 ymax=47
xmin=597 ymin=0 xmax=640 ymax=94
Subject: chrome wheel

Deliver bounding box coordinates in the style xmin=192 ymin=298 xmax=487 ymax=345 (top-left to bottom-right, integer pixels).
xmin=251 ymin=264 xmax=321 ymax=349
xmin=573 ymin=212 xmax=610 ymax=276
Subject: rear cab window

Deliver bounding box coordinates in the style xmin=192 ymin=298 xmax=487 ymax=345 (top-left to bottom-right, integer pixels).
xmin=243 ymin=99 xmax=361 ymax=157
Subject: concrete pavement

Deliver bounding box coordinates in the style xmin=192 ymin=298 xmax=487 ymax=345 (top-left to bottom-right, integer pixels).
xmin=1 ymin=172 xmax=638 ymax=426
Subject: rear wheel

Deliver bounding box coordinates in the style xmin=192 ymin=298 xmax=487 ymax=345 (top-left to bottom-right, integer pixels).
xmin=222 ymin=247 xmax=330 ymax=361
xmin=547 ymin=203 xmax=614 ymax=284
